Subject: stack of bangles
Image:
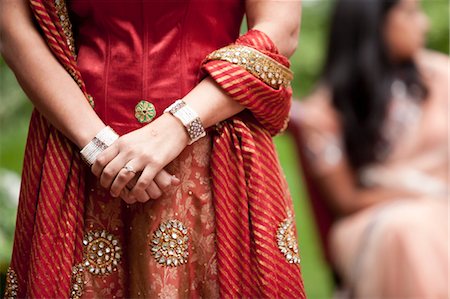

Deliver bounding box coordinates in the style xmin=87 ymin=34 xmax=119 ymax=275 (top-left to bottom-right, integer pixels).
xmin=80 ymin=43 xmax=292 ymax=166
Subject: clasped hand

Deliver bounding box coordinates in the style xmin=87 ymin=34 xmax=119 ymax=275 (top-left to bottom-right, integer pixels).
xmin=91 ymin=113 xmax=190 ymax=204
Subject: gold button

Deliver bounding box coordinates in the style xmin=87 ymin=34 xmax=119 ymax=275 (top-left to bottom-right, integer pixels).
xmin=135 ymin=100 xmax=156 ymax=123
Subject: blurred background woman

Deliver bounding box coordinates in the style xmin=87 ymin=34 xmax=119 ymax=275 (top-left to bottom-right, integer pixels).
xmin=296 ymin=0 xmax=448 ymax=297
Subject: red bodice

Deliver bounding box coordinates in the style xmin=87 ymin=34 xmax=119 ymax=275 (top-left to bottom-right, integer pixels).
xmin=69 ymin=0 xmax=245 ymax=135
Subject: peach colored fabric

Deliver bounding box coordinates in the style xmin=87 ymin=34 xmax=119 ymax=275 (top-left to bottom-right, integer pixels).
xmin=331 ymin=199 xmax=448 ymax=298
xmin=300 ymin=50 xmax=449 ymax=298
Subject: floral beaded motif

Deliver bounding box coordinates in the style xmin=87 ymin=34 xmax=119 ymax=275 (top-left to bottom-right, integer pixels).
xmin=70 ymin=263 xmax=85 ymax=299
xmin=151 ymin=219 xmax=189 ymax=267
xmin=277 ymin=215 xmax=301 ymax=264
xmin=206 ymin=45 xmax=293 ymax=89
xmin=4 ymin=267 xmax=18 ymax=299
xmin=82 ymin=230 xmax=122 ymax=275
xmin=135 ymin=100 xmax=157 ymax=123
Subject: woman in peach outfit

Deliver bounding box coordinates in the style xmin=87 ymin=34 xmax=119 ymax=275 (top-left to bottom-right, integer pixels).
xmin=296 ymin=0 xmax=448 ymax=298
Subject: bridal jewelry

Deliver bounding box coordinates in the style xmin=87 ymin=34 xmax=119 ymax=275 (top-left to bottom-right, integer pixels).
xmin=80 ymin=126 xmax=119 ymax=166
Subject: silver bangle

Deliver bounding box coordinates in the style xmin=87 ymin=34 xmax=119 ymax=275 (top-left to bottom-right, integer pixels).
xmin=80 ymin=126 xmax=119 ymax=166
xmin=164 ymin=99 xmax=206 ymax=145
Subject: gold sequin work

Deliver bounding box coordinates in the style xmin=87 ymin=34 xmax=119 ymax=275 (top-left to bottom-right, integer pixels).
xmin=277 ymin=216 xmax=301 ymax=264
xmin=206 ymin=45 xmax=294 ymax=89
xmin=54 ymin=0 xmax=76 ymax=58
xmin=4 ymin=267 xmax=18 ymax=299
xmin=70 ymin=263 xmax=85 ymax=299
xmin=83 ymin=230 xmax=122 ymax=275
xmin=151 ymin=219 xmax=189 ymax=267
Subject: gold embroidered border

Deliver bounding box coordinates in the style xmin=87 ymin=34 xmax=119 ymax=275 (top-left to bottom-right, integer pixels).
xmin=206 ymin=45 xmax=293 ymax=89
xmin=54 ymin=0 xmax=76 ymax=58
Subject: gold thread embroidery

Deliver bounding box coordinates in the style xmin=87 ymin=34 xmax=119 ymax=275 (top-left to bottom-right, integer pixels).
xmin=151 ymin=219 xmax=189 ymax=267
xmin=54 ymin=0 xmax=76 ymax=58
xmin=4 ymin=267 xmax=18 ymax=298
xmin=70 ymin=263 xmax=85 ymax=299
xmin=83 ymin=230 xmax=122 ymax=275
xmin=277 ymin=214 xmax=301 ymax=264
xmin=206 ymin=45 xmax=293 ymax=89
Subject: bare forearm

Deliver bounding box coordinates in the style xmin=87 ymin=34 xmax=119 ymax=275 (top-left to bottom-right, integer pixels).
xmin=182 ymin=77 xmax=244 ymax=129
xmin=184 ymin=1 xmax=301 ymax=129
xmin=0 ymin=0 xmax=104 ymax=148
xmin=246 ymin=0 xmax=301 ymax=57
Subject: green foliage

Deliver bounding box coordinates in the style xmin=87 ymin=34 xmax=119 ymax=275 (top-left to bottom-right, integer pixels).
xmin=422 ymin=0 xmax=449 ymax=54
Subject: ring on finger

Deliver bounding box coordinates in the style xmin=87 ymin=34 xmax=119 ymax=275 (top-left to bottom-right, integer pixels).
xmin=123 ymin=165 xmax=137 ymax=174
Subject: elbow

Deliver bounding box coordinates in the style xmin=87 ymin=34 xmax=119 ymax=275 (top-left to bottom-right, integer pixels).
xmin=284 ymin=15 xmax=301 ymax=58
xmin=285 ymin=26 xmax=300 ymax=58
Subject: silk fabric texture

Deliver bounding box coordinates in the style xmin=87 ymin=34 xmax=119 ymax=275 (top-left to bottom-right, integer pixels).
xmin=8 ymin=0 xmax=305 ymax=297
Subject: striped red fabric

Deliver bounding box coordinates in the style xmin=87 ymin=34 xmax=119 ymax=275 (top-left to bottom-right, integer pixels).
xmin=202 ymin=29 xmax=306 ymax=298
xmin=8 ymin=1 xmax=88 ymax=297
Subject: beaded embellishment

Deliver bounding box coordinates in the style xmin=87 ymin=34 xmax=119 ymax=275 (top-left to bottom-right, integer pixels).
xmin=70 ymin=263 xmax=85 ymax=299
xmin=82 ymin=230 xmax=122 ymax=275
xmin=54 ymin=0 xmax=76 ymax=58
xmin=206 ymin=45 xmax=293 ymax=89
xmin=151 ymin=219 xmax=189 ymax=267
xmin=4 ymin=267 xmax=18 ymax=298
xmin=277 ymin=215 xmax=301 ymax=264
xmin=135 ymin=100 xmax=157 ymax=123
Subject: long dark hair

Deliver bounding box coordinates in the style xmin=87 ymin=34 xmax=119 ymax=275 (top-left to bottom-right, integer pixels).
xmin=322 ymin=0 xmax=427 ymax=171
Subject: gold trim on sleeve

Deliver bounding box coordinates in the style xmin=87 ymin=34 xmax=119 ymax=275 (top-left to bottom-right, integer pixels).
xmin=205 ymin=45 xmax=294 ymax=89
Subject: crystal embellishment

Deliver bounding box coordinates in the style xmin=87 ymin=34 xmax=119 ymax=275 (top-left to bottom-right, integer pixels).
xmin=4 ymin=267 xmax=18 ymax=299
xmin=70 ymin=263 xmax=85 ymax=299
xmin=276 ymin=215 xmax=301 ymax=264
xmin=151 ymin=219 xmax=189 ymax=267
xmin=83 ymin=230 xmax=121 ymax=275
xmin=54 ymin=0 xmax=76 ymax=58
xmin=206 ymin=45 xmax=293 ymax=89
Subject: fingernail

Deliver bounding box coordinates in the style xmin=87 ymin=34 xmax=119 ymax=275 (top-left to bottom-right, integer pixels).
xmin=171 ymin=176 xmax=181 ymax=185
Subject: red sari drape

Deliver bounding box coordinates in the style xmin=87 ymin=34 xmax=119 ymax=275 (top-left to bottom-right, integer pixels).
xmin=8 ymin=1 xmax=305 ymax=298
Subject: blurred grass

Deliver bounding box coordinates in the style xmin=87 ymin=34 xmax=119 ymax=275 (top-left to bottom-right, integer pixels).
xmin=0 ymin=0 xmax=448 ymax=298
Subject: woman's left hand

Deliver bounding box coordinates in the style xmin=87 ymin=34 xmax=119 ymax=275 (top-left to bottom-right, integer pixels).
xmin=91 ymin=113 xmax=190 ymax=202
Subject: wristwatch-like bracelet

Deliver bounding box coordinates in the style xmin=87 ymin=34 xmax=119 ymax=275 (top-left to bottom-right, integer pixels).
xmin=164 ymin=99 xmax=206 ymax=145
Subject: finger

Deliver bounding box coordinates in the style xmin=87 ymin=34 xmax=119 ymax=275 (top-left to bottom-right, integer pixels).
xmin=126 ymin=175 xmax=139 ymax=189
xmin=154 ymin=170 xmax=176 ymax=191
xmin=120 ymin=187 xmax=137 ymax=204
xmin=110 ymin=159 xmax=140 ymax=197
xmin=146 ymin=181 xmax=163 ymax=199
xmin=171 ymin=175 xmax=181 ymax=186
xmin=100 ymin=153 xmax=135 ymax=190
xmin=130 ymin=166 xmax=158 ymax=202
xmin=91 ymin=143 xmax=119 ymax=177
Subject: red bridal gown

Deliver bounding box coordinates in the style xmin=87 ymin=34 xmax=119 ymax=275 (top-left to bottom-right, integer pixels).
xmin=68 ymin=0 xmax=244 ymax=297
